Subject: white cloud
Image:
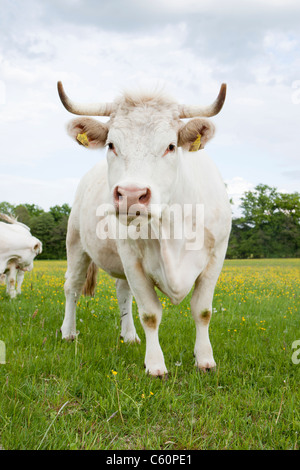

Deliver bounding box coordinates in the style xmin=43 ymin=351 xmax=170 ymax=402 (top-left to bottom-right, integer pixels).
xmin=0 ymin=0 xmax=299 ymax=212
xmin=226 ymin=177 xmax=254 ymax=197
xmin=263 ymin=32 xmax=298 ymax=52
xmin=225 ymin=177 xmax=255 ymax=216
xmin=142 ymin=0 xmax=300 ymax=15
xmin=0 ymin=81 xmax=5 ymax=105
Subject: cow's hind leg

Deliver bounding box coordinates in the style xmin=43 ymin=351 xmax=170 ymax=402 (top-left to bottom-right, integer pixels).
xmin=61 ymin=234 xmax=91 ymax=340
xmin=116 ymin=278 xmax=140 ymax=344
xmin=190 ymin=246 xmax=227 ymax=372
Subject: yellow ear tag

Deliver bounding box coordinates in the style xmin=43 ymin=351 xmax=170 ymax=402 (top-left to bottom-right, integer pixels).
xmin=190 ymin=134 xmax=201 ymax=152
xmin=77 ymin=132 xmax=89 ymax=147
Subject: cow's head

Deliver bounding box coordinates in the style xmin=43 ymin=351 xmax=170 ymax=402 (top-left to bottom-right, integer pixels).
xmin=58 ymin=82 xmax=226 ymax=217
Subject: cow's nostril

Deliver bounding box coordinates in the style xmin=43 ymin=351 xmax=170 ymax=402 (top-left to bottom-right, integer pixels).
xmin=114 ymin=186 xmax=123 ymax=202
xmin=139 ymin=188 xmax=150 ymax=203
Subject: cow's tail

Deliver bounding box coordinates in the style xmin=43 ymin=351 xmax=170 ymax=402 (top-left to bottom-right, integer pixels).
xmin=82 ymin=261 xmax=98 ymax=297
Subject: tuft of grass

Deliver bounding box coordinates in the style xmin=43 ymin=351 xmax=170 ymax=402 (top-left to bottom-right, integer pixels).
xmin=0 ymin=259 xmax=299 ymax=450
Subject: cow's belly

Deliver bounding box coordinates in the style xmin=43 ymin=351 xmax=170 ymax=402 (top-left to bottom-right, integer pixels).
xmin=94 ymin=240 xmax=125 ymax=279
xmin=82 ymin=232 xmax=125 ymax=279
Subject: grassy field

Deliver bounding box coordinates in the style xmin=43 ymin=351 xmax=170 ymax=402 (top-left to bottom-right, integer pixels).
xmin=0 ymin=258 xmax=299 ymax=450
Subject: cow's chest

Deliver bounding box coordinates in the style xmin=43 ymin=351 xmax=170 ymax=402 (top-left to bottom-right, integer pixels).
xmin=139 ymin=238 xmax=209 ymax=305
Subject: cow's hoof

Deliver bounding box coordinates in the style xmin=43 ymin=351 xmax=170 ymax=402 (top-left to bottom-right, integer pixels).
xmin=61 ymin=329 xmax=79 ymax=341
xmin=195 ymin=359 xmax=216 ymax=373
xmin=145 ymin=364 xmax=168 ymax=379
xmin=121 ymin=332 xmax=141 ymax=344
xmin=198 ymin=365 xmax=216 ymax=373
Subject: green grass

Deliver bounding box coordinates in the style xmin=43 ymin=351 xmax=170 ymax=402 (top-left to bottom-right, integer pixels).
xmin=0 ymin=259 xmax=299 ymax=450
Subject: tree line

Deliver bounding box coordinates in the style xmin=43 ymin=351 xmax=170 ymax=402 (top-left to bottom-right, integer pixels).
xmin=0 ymin=184 xmax=299 ymax=260
xmin=227 ymin=184 xmax=300 ymax=259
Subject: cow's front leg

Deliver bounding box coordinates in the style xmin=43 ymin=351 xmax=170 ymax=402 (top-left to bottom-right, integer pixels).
xmin=190 ymin=252 xmax=226 ymax=372
xmin=61 ymin=232 xmax=91 ymax=340
xmin=138 ymin=282 xmax=166 ymax=377
xmin=116 ymin=278 xmax=140 ymax=343
xmin=5 ymin=274 xmax=9 ymax=294
xmin=119 ymin=252 xmax=167 ymax=377
xmin=6 ymin=264 xmax=17 ymax=299
xmin=190 ymin=279 xmax=216 ymax=371
xmin=141 ymin=305 xmax=167 ymax=377
xmin=16 ymin=270 xmax=25 ymax=295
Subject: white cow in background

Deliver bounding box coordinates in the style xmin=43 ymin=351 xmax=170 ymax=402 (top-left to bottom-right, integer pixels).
xmin=0 ymin=214 xmax=42 ymax=298
xmin=58 ymin=81 xmax=231 ymax=377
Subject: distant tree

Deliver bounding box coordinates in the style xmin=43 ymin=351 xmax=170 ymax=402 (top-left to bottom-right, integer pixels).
xmin=14 ymin=204 xmax=31 ymax=227
xmin=0 ymin=201 xmax=15 ymax=215
xmin=49 ymin=203 xmax=71 ymax=222
xmin=48 ymin=215 xmax=68 ymax=259
xmin=23 ymin=203 xmax=44 ymax=217
xmin=227 ymin=185 xmax=300 ymax=258
xmin=30 ymin=212 xmax=56 ymax=259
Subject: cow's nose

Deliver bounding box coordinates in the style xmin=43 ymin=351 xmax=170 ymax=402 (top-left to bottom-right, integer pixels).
xmin=114 ymin=186 xmax=151 ymax=213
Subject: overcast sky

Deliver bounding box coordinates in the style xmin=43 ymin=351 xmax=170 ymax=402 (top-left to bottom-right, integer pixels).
xmin=0 ymin=0 xmax=299 ymax=215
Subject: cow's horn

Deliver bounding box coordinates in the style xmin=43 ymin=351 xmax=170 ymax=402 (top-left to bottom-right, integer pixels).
xmin=57 ymin=81 xmax=114 ymax=116
xmin=179 ymin=83 xmax=227 ymax=118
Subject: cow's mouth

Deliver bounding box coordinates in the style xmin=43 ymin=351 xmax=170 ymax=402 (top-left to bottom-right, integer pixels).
xmin=116 ymin=207 xmax=151 ymax=225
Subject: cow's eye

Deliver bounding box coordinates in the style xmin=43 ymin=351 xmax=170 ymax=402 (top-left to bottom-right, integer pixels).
xmin=163 ymin=144 xmax=176 ymax=157
xmin=108 ymin=142 xmax=117 ymax=155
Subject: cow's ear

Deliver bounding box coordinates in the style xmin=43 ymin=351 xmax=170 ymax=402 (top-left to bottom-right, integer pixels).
xmin=178 ymin=118 xmax=215 ymax=151
xmin=67 ymin=117 xmax=109 ymax=149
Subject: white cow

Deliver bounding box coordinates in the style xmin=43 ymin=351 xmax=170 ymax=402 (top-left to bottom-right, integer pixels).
xmin=58 ymin=82 xmax=231 ymax=377
xmin=0 ymin=214 xmax=42 ymax=298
